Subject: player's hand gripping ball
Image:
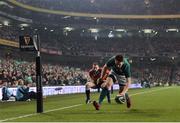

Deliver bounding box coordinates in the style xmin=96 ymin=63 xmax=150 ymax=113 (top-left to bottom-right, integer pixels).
xmin=115 ymin=95 xmax=125 ymax=104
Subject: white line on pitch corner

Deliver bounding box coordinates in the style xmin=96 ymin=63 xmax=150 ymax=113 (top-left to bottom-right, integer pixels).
xmin=130 ymin=86 xmax=173 ymax=97
xmin=1 ymin=87 xmax=174 ymax=122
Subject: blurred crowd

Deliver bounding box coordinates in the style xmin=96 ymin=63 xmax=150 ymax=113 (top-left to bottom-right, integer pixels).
xmin=0 ymin=26 xmax=18 ymax=42
xmin=0 ymin=26 xmax=179 ymax=57
xmin=132 ymin=65 xmax=180 ymax=86
xmin=0 ymin=25 xmax=180 ymax=88
xmin=56 ymin=37 xmax=151 ymax=56
xmin=0 ymin=55 xmax=179 ymax=88
xmin=174 ymin=68 xmax=180 ymax=84
xmin=0 ymin=58 xmax=89 ymax=88
xmin=151 ymin=37 xmax=180 ymax=55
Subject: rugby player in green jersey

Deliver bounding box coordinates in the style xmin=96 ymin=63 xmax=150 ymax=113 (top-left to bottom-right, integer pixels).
xmin=93 ymin=54 xmax=132 ymax=110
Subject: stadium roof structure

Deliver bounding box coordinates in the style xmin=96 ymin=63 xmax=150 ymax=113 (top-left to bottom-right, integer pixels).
xmin=0 ymin=0 xmax=179 ymax=57
xmin=6 ymin=0 xmax=180 ymax=18
xmin=0 ymin=0 xmax=180 ymax=29
xmin=0 ymin=0 xmax=180 ymax=41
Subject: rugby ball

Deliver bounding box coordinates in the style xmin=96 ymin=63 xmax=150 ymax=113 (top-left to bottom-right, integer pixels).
xmin=115 ymin=95 xmax=125 ymax=104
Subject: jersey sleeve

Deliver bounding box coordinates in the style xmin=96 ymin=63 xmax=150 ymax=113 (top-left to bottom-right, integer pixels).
xmin=124 ymin=64 xmax=131 ymax=78
xmin=89 ymin=69 xmax=101 ymax=81
xmin=106 ymin=57 xmax=115 ymax=68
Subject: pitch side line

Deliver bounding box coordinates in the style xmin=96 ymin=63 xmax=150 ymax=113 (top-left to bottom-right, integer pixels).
xmin=110 ymin=86 xmax=173 ymax=100
xmin=0 ymin=87 xmax=174 ymax=122
xmin=130 ymin=86 xmax=173 ymax=96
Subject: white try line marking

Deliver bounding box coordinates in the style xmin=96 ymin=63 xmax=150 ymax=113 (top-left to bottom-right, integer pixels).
xmin=0 ymin=86 xmax=174 ymax=122
xmin=0 ymin=104 xmax=82 ymax=122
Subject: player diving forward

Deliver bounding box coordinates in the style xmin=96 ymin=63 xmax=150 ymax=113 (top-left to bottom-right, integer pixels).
xmin=93 ymin=54 xmax=132 ymax=110
xmin=85 ymin=63 xmax=111 ymax=104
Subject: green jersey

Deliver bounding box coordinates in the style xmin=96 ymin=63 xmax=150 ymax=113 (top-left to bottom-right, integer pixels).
xmin=106 ymin=56 xmax=131 ymax=78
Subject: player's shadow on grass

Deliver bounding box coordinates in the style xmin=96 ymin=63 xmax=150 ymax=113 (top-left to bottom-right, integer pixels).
xmin=90 ymin=108 xmax=160 ymax=117
xmin=126 ymin=108 xmax=160 ymax=118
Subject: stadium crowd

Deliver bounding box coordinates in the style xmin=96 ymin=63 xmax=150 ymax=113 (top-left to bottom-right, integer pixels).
xmin=132 ymin=66 xmax=176 ymax=86
xmin=0 ymin=23 xmax=180 ymax=88
xmin=0 ymin=54 xmax=179 ymax=88
xmin=0 ymin=26 xmax=179 ymax=57
xmin=0 ymin=26 xmax=18 ymax=42
xmin=151 ymin=37 xmax=180 ymax=55
xmin=0 ymin=57 xmax=88 ymax=88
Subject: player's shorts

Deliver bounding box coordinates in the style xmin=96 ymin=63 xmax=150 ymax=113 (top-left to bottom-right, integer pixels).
xmin=90 ymin=80 xmax=100 ymax=89
xmin=108 ymin=71 xmax=126 ymax=86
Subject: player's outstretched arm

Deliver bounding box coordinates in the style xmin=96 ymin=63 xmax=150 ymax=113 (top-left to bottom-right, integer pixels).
xmin=120 ymin=77 xmax=131 ymax=95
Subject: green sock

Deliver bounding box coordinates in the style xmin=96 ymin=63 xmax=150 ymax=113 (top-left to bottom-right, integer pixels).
xmin=107 ymin=90 xmax=111 ymax=102
xmin=98 ymin=88 xmax=108 ymax=104
xmin=125 ymin=93 xmax=129 ymax=100
xmin=86 ymin=90 xmax=90 ymax=100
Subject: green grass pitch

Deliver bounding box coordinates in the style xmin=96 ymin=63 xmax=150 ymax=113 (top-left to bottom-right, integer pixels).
xmin=0 ymin=86 xmax=180 ymax=122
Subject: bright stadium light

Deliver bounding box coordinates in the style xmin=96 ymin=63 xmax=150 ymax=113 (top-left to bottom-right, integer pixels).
xmin=115 ymin=29 xmax=126 ymax=32
xmin=3 ymin=21 xmax=9 ymax=26
xmin=143 ymin=29 xmax=153 ymax=34
xmin=89 ymin=28 xmax=99 ymax=33
xmin=64 ymin=27 xmax=74 ymax=32
xmin=20 ymin=23 xmax=29 ymax=27
xmin=166 ymin=28 xmax=178 ymax=32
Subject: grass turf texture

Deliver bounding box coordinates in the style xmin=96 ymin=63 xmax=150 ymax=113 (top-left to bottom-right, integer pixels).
xmin=0 ymin=86 xmax=180 ymax=122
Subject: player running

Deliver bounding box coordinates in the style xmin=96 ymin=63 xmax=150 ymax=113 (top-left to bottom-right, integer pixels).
xmin=85 ymin=63 xmax=111 ymax=104
xmin=93 ymin=54 xmax=132 ymax=110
